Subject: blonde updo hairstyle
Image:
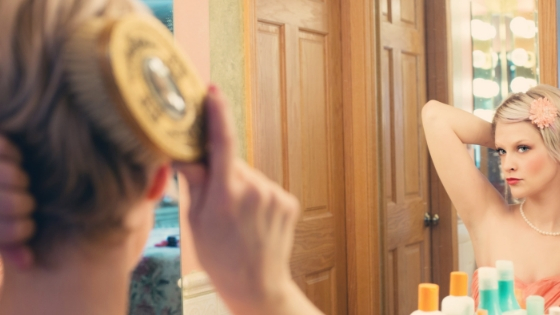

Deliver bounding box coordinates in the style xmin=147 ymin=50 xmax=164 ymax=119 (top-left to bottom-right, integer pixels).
xmin=0 ymin=0 xmax=166 ymax=264
xmin=492 ymin=84 xmax=560 ymax=163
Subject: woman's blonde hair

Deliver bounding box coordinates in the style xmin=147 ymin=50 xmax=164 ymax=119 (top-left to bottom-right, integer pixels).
xmin=493 ymin=84 xmax=560 ymax=162
xmin=0 ymin=0 xmax=164 ymax=264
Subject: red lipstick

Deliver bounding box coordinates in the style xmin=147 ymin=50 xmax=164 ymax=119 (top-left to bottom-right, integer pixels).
xmin=506 ymin=178 xmax=521 ymax=185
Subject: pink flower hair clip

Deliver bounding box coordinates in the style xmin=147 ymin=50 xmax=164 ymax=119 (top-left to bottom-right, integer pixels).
xmin=529 ymin=97 xmax=558 ymax=129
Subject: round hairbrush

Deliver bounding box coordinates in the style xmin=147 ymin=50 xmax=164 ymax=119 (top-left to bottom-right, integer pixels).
xmin=63 ymin=14 xmax=207 ymax=162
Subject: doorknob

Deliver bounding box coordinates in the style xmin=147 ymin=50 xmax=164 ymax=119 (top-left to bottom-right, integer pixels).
xmin=424 ymin=213 xmax=440 ymax=227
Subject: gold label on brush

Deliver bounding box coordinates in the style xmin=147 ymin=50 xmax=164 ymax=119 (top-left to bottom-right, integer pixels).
xmin=99 ymin=15 xmax=206 ymax=162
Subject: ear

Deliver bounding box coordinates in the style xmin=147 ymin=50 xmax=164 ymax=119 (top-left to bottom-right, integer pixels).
xmin=145 ymin=164 xmax=172 ymax=201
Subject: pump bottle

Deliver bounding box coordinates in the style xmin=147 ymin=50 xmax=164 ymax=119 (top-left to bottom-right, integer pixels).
xmin=478 ymin=267 xmax=502 ymax=315
xmin=442 ymin=272 xmax=475 ymax=315
xmin=496 ymin=261 xmax=521 ymax=313
xmin=411 ymin=283 xmax=444 ymax=315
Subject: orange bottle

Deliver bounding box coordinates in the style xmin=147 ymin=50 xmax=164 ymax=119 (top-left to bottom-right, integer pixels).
xmin=411 ymin=283 xmax=444 ymax=315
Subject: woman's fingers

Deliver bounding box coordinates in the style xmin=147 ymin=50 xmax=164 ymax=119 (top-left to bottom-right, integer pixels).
xmin=0 ymin=190 xmax=35 ymax=218
xmin=0 ymin=162 xmax=29 ymax=190
xmin=0 ymin=218 xmax=35 ymax=245
xmin=0 ymin=137 xmax=35 ymax=269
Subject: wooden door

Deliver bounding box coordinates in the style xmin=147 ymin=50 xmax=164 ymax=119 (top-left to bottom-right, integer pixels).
xmin=380 ymin=0 xmax=431 ymax=314
xmin=247 ymin=0 xmax=347 ymax=314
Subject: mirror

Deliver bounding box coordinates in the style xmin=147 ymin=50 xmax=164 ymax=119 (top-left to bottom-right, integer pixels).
xmin=453 ymin=0 xmax=539 ymax=294
xmin=127 ymin=1 xmax=183 ymax=315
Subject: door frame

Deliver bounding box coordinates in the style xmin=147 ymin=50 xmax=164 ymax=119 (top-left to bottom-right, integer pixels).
xmin=539 ymin=0 xmax=558 ymax=87
xmin=424 ymin=0 xmax=459 ymax=300
xmin=340 ymin=0 xmax=383 ymax=314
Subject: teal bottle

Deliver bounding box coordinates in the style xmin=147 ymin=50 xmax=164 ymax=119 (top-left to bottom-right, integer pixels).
xmin=496 ymin=261 xmax=521 ymax=312
xmin=478 ymin=267 xmax=502 ymax=315
xmin=526 ymin=296 xmax=544 ymax=315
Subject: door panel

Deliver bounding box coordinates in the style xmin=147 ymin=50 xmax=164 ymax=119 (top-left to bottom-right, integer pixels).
xmin=255 ymin=22 xmax=285 ymax=185
xmin=251 ymin=0 xmax=346 ymax=314
xmin=381 ymin=0 xmax=430 ymax=314
xmin=400 ymin=0 xmax=417 ymax=26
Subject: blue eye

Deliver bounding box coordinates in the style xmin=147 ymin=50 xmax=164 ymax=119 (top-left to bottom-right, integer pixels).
xmin=518 ymin=145 xmax=530 ymax=152
xmin=497 ymin=148 xmax=506 ymax=155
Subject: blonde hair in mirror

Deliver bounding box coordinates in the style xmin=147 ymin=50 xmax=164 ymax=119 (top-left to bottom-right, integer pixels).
xmin=493 ymin=84 xmax=560 ymax=163
xmin=0 ymin=0 xmax=166 ymax=266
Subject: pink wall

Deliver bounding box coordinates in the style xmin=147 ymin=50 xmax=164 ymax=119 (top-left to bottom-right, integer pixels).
xmin=174 ymin=0 xmax=210 ymax=83
xmin=174 ymin=0 xmax=210 ymax=275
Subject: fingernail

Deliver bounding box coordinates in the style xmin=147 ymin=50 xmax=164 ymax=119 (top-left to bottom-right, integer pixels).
xmin=208 ymin=84 xmax=217 ymax=93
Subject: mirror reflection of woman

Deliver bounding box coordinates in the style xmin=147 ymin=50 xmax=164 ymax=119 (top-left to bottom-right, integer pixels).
xmin=423 ymin=84 xmax=560 ymax=312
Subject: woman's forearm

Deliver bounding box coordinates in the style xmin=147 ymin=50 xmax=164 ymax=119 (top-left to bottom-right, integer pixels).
xmin=422 ymin=100 xmax=495 ymax=149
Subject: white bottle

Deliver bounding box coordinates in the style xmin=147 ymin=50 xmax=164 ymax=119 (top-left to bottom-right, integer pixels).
xmin=442 ymin=272 xmax=475 ymax=315
xmin=525 ymin=296 xmax=544 ymax=315
xmin=411 ymin=283 xmax=445 ymax=315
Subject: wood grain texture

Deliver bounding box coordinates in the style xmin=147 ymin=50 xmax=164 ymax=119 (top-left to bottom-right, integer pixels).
xmin=381 ymin=0 xmax=431 ymax=313
xmin=538 ymin=0 xmax=558 ymax=87
xmin=257 ymin=0 xmax=327 ymax=33
xmin=254 ymin=22 xmax=286 ymax=185
xmin=247 ymin=0 xmax=347 ymax=313
xmin=341 ymin=0 xmax=382 ymax=313
xmin=244 ymin=0 xmax=258 ymax=166
xmin=425 ymin=0 xmax=459 ymax=302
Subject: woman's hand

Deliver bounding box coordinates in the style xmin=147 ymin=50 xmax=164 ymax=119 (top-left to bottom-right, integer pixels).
xmin=0 ymin=137 xmax=35 ymax=269
xmin=174 ymin=86 xmax=323 ymax=315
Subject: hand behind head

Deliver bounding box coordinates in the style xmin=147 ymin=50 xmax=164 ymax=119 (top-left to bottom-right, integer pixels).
xmin=0 ymin=136 xmax=36 ymax=270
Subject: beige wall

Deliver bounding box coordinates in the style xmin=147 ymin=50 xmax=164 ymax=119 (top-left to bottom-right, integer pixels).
xmin=175 ymin=0 xmax=247 ymax=275
xmin=209 ymin=0 xmax=247 ymax=159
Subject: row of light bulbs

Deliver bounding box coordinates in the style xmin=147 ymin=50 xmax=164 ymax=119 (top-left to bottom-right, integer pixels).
xmin=471 ymin=16 xmax=536 ymax=41
xmin=473 ymin=48 xmax=535 ymax=69
xmin=472 ymin=76 xmax=537 ymax=99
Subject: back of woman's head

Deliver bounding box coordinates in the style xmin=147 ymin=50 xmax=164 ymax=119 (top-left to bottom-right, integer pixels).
xmin=0 ymin=0 xmax=163 ymax=265
xmin=493 ymin=84 xmax=560 ymax=162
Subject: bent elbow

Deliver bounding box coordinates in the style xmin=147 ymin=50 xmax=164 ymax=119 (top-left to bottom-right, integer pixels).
xmin=422 ymin=100 xmax=440 ymax=124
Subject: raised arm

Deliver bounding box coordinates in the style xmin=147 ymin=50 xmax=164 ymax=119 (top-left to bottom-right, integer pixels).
xmin=422 ymin=100 xmax=506 ymax=229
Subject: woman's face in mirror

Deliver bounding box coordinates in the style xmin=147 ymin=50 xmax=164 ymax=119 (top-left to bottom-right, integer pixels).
xmin=495 ymin=120 xmax=560 ymax=199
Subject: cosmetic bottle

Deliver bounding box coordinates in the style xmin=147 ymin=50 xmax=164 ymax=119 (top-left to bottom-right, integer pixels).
xmin=549 ymin=306 xmax=560 ymax=315
xmin=525 ymin=296 xmax=544 ymax=315
xmin=478 ymin=267 xmax=502 ymax=315
xmin=442 ymin=272 xmax=475 ymax=315
xmin=411 ymin=283 xmax=444 ymax=315
xmin=496 ymin=261 xmax=521 ymax=312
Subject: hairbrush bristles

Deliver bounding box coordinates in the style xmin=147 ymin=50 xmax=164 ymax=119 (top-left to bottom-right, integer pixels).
xmin=62 ymin=14 xmax=207 ymax=162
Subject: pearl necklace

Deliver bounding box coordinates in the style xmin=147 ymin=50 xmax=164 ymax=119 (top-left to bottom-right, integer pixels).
xmin=519 ymin=202 xmax=560 ymax=236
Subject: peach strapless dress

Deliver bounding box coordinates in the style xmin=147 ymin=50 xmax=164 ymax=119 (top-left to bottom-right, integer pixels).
xmin=471 ymin=269 xmax=560 ymax=312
